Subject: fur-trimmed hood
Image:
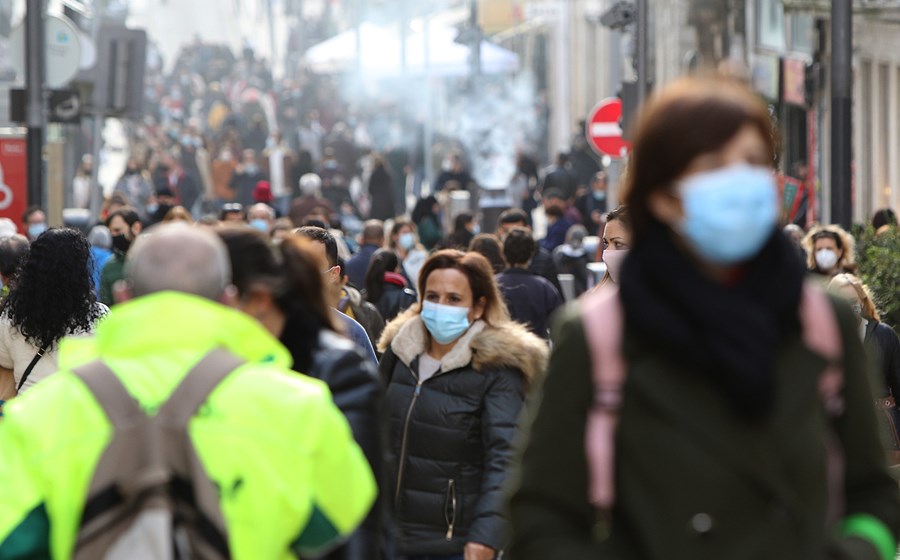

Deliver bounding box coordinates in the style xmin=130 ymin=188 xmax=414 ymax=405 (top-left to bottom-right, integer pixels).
xmin=378 ymin=307 xmax=548 ymax=383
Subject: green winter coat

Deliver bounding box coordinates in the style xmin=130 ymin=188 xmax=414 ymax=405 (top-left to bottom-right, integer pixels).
xmin=0 ymin=292 xmax=376 ymax=559
xmin=508 ymin=296 xmax=900 ymax=560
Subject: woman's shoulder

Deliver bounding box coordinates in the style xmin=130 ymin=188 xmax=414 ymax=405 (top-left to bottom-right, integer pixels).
xmin=471 ymin=321 xmax=550 ymax=383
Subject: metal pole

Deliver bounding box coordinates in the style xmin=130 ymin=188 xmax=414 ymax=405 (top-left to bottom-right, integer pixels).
xmin=636 ymin=0 xmax=648 ymax=109
xmin=25 ymin=0 xmax=45 ymax=210
xmin=830 ymin=0 xmax=852 ymax=229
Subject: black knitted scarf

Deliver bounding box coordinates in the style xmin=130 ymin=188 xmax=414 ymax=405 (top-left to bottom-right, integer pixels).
xmin=619 ymin=222 xmax=806 ymax=418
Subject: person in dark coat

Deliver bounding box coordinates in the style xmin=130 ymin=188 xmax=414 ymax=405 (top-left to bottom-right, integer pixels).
xmin=497 ymin=208 xmax=562 ymax=295
xmin=552 ymin=224 xmax=591 ymax=297
xmin=365 ymin=249 xmax=417 ymax=323
xmin=347 ymin=220 xmax=385 ymax=289
xmin=337 ymin=259 xmax=385 ymax=352
xmin=540 ymin=152 xmax=577 ymax=201
xmin=574 ymin=170 xmax=609 ymax=235
xmin=830 ymin=273 xmax=900 ymax=456
xmin=378 ymin=250 xmax=548 ymax=560
xmin=411 ymin=196 xmax=442 ymax=251
xmin=496 ymin=228 xmax=562 ymax=338
xmin=509 ymin=77 xmax=900 ymax=560
xmin=218 ymin=228 xmax=385 ymax=560
xmin=229 ymin=149 xmax=267 ymax=206
xmin=367 ymin=156 xmax=396 ymax=221
xmin=438 ymin=212 xmax=476 ymax=251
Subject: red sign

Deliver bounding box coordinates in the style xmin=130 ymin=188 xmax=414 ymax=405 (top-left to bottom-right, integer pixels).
xmin=586 ymin=98 xmax=631 ymax=158
xmin=0 ymin=136 xmax=28 ymax=234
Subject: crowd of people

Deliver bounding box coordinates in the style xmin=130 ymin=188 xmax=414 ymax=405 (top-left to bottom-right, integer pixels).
xmin=0 ymin=69 xmax=898 ymax=559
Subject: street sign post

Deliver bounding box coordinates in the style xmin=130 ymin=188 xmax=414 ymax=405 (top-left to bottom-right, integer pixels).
xmin=586 ymin=98 xmax=631 ymax=158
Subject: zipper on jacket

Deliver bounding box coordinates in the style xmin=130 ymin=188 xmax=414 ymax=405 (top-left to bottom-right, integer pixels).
xmin=395 ymin=379 xmax=424 ymax=505
xmin=444 ymin=478 xmax=457 ymax=541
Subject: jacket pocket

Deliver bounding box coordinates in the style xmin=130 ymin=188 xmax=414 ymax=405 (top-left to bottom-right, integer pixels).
xmin=444 ymin=478 xmax=457 ymax=541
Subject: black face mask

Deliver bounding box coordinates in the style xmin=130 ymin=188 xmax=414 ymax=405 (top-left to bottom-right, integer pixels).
xmin=112 ymin=234 xmax=132 ymax=253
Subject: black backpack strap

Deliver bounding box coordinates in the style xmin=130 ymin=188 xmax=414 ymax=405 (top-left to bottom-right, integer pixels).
xmin=17 ymin=347 xmax=47 ymax=392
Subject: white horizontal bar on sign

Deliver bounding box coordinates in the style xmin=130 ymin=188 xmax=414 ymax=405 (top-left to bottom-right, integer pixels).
xmin=590 ymin=122 xmax=622 ymax=138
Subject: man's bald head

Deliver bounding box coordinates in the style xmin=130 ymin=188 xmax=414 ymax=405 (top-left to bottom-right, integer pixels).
xmin=125 ymin=223 xmax=231 ymax=300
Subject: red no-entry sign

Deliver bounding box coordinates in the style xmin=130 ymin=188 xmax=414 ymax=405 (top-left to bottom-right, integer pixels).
xmin=586 ymin=98 xmax=631 ymax=158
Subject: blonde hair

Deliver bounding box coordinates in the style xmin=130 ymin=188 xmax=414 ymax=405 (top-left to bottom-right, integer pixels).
xmin=801 ymin=224 xmax=857 ymax=273
xmin=828 ymin=273 xmax=880 ymax=322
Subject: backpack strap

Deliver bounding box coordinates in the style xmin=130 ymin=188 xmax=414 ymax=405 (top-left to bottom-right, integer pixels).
xmin=798 ymin=281 xmax=846 ymax=525
xmin=799 ymin=281 xmax=845 ymax=416
xmin=72 ymin=349 xmax=245 ymax=559
xmin=157 ymin=348 xmax=246 ymax=425
xmin=580 ymin=282 xmax=846 ymax=517
xmin=580 ymin=285 xmax=625 ymax=510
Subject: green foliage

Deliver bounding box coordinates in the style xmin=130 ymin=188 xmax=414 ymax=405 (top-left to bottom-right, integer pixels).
xmin=856 ymin=227 xmax=900 ymax=330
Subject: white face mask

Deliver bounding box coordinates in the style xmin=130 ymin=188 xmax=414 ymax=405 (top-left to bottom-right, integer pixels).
xmin=815 ymin=248 xmax=839 ymax=271
xmin=603 ymin=249 xmax=629 ymax=284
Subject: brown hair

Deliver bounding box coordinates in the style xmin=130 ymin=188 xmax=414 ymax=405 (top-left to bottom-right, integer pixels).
xmin=828 ymin=273 xmax=880 ymax=322
xmin=623 ymin=77 xmax=776 ymax=241
xmin=468 ymin=234 xmax=507 ymax=274
xmin=163 ymin=205 xmax=194 ymax=223
xmin=415 ymin=249 xmax=509 ymax=325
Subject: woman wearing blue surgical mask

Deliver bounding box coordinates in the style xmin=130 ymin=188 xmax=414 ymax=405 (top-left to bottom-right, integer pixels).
xmin=378 ymin=250 xmax=548 ymax=560
xmin=509 ymin=78 xmax=900 ymax=560
xmin=388 ymin=218 xmax=429 ymax=289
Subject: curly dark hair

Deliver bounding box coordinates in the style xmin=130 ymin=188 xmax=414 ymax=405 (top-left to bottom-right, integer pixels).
xmin=1 ymin=228 xmax=104 ymax=349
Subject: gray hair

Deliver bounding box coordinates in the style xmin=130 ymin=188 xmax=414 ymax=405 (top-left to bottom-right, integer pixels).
xmin=299 ymin=173 xmax=322 ymax=196
xmin=126 ymin=223 xmax=230 ymax=300
xmin=87 ymin=225 xmax=113 ymax=249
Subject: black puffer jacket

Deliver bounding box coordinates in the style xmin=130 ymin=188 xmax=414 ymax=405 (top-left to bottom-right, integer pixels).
xmin=865 ymin=320 xmax=900 ymax=398
xmin=282 ymin=325 xmax=385 ymax=560
xmin=374 ymin=283 xmax=417 ymax=323
xmin=378 ymin=310 xmax=547 ymax=556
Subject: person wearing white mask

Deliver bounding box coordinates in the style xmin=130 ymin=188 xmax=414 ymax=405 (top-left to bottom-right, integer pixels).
xmin=802 ymin=225 xmax=858 ymax=279
xmin=378 ymin=249 xmax=547 ymax=560
xmin=596 ymin=205 xmax=632 ymax=289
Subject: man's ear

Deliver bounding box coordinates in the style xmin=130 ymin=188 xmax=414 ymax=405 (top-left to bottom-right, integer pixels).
xmin=112 ymin=279 xmax=133 ymax=304
xmin=132 ymin=222 xmax=143 ymax=235
xmin=219 ymin=284 xmax=240 ymax=308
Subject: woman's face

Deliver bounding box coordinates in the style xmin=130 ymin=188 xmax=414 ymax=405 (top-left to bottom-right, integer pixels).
xmin=395 ymin=225 xmax=412 ymax=241
xmin=602 ymin=219 xmax=631 ymax=252
xmin=649 ymin=124 xmax=770 ymax=227
xmin=423 ymin=268 xmax=485 ymax=324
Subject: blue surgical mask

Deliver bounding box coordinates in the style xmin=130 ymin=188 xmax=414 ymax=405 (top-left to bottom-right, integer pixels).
xmin=676 ymin=164 xmax=777 ymax=265
xmin=249 ymin=219 xmax=270 ymax=233
xmin=472 ymin=224 xmax=481 ymax=235
xmin=421 ymin=301 xmax=471 ymax=345
xmin=28 ymin=223 xmax=47 ymax=239
xmin=592 ymin=191 xmax=607 ymax=201
xmin=399 ymin=232 xmax=416 ymax=250
xmin=146 ymin=203 xmax=159 ymax=215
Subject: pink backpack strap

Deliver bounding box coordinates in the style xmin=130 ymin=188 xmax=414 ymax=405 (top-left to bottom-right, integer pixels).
xmin=799 ymin=281 xmax=846 ymax=524
xmin=580 ymin=285 xmax=625 ymax=510
xmin=800 ymin=281 xmax=845 ymax=416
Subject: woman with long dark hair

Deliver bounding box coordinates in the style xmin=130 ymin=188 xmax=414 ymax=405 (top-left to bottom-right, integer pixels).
xmin=364 ymin=249 xmax=417 ymax=323
xmin=0 ymin=229 xmax=107 ymax=393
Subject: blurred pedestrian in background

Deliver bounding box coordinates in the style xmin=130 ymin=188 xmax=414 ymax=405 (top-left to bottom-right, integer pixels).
xmin=553 ymin=224 xmax=591 ymax=297
xmin=509 ymin=77 xmax=900 ymax=559
xmin=468 ymin=234 xmax=507 ymax=275
xmin=379 ymin=250 xmax=547 ymax=560
xmin=829 ymin=273 xmax=900 ymax=459
xmin=364 ymin=249 xmax=417 ymax=323
xmin=411 ymin=195 xmax=442 ymax=251
xmin=497 ymin=228 xmax=563 ymax=338
xmin=388 ymin=219 xmax=428 ymax=289
xmin=803 ymin=224 xmax=858 ymax=278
